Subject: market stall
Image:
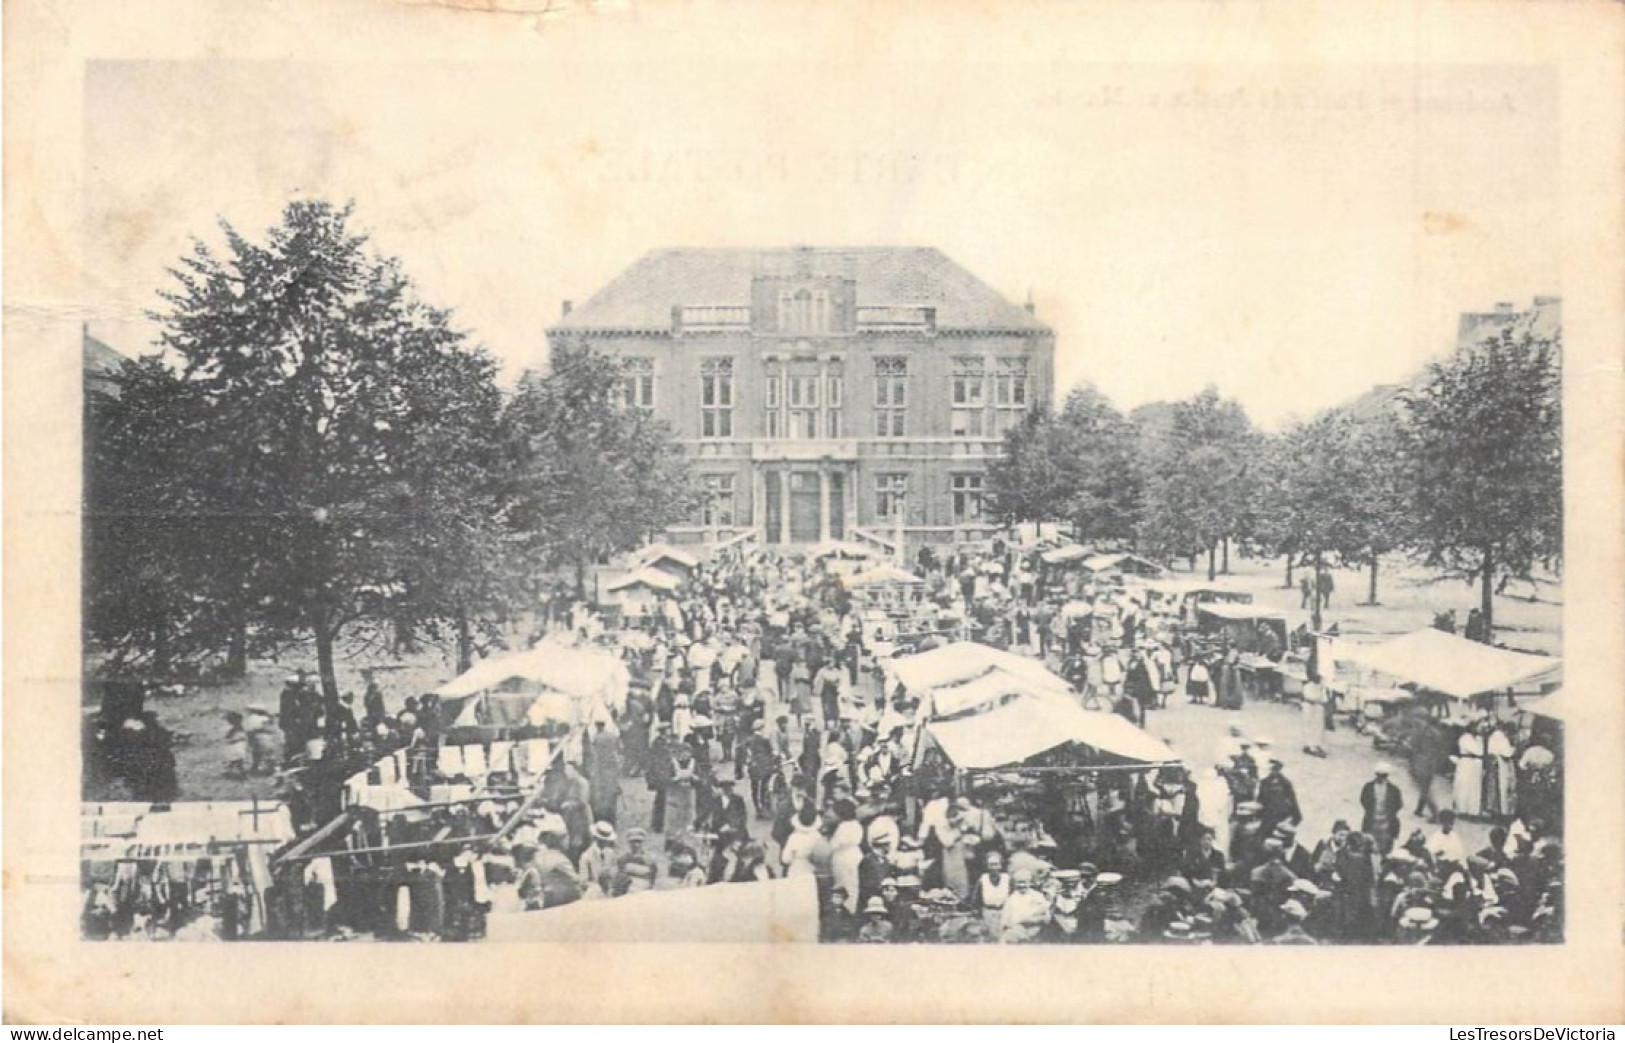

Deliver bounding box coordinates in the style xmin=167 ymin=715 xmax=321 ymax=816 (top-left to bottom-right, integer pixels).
xmin=912 ymin=688 xmax=1184 ymax=872
xmin=636 ymin=542 xmax=699 ymax=582
xmin=604 ymin=567 xmax=680 ymax=618
xmin=81 ymin=799 xmax=296 ymax=940
xmin=1080 ymin=553 xmax=1164 ymax=581
xmin=888 ymin=640 xmax=1070 ymax=700
xmin=1335 ymin=628 xmax=1562 ymax=714
xmin=845 ymin=564 xmax=926 ymax=616
xmin=1144 ymin=579 xmax=1253 ymax=624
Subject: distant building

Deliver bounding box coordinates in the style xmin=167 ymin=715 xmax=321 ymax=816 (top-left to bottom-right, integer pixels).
xmin=1456 ymin=296 xmax=1562 ymax=348
xmin=1341 ymin=296 xmax=1561 ymax=423
xmin=83 ymin=324 xmax=128 ymax=401
xmin=547 ymin=247 xmax=1055 ymax=551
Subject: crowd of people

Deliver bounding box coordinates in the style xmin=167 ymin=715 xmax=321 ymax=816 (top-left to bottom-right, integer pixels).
xmin=91 ymin=535 xmax=1564 ymax=946
xmin=463 ymin=540 xmax=1566 ymax=945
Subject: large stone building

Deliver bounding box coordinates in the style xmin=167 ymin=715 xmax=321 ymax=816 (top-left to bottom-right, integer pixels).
xmin=547 ymin=247 xmax=1055 ymax=551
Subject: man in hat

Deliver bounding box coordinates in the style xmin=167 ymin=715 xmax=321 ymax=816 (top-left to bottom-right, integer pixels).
xmin=1256 ymin=759 xmax=1303 ymax=838
xmin=578 ymin=822 xmax=622 ymax=897
xmin=646 ymin=721 xmax=677 ymax=833
xmin=1272 ymin=899 xmax=1319 ymax=944
xmin=616 ymin=828 xmax=659 ymax=895
xmin=1274 ymin=822 xmax=1315 ymax=879
xmin=709 ymin=777 xmax=750 ymax=838
xmin=857 ymin=897 xmax=895 ymax=943
xmin=1229 ymin=801 xmax=1267 ymax=871
xmin=1360 ymin=763 xmax=1405 ymax=855
xmin=742 ymin=719 xmax=779 ymax=817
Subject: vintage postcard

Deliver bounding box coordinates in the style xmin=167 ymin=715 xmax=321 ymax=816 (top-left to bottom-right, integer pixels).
xmin=5 ymin=0 xmax=1624 ymax=1025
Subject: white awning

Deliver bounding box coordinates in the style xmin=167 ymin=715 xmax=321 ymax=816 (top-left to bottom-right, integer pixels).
xmin=486 ymin=874 xmax=820 ymax=943
xmin=926 ymin=697 xmax=1179 ymax=770
xmin=890 ymin=641 xmax=1066 ymax=694
xmin=847 ymin=564 xmax=923 ymax=586
xmin=1337 ymin=629 xmax=1561 ymax=700
xmin=1082 ymin=553 xmax=1163 ymax=575
xmin=436 ymin=638 xmax=630 ymax=713
xmin=637 ymin=543 xmax=698 ymax=570
xmin=1041 ymin=544 xmax=1092 ymax=565
xmin=605 ymin=567 xmax=680 ymax=594
xmin=929 ymin=667 xmax=1071 ymax=719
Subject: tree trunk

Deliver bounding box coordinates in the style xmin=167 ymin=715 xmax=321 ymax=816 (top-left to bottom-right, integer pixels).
xmin=1480 ymin=545 xmax=1495 ymax=638
xmin=575 ymin=558 xmax=588 ymax=600
xmin=1311 ymin=551 xmax=1324 ymax=632
xmin=1221 ymin=537 xmax=1230 ymax=574
xmin=224 ymin=619 xmax=248 ymax=679
xmin=1284 ymin=553 xmax=1294 ymax=590
xmin=456 ymin=602 xmax=474 ymax=675
xmin=313 ymin=614 xmax=340 ymax=703
xmin=1367 ymin=558 xmax=1380 ymax=606
xmin=1206 ymin=543 xmax=1217 ymax=581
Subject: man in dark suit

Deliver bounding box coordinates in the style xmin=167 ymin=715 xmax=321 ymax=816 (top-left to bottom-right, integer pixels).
xmin=709 ymin=777 xmax=750 ymax=837
xmin=1257 ymin=759 xmax=1303 ymax=837
xmin=1360 ymin=763 xmax=1405 ymax=854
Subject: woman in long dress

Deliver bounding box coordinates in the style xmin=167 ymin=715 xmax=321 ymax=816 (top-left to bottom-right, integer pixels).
xmin=1484 ymin=724 xmax=1517 ymax=819
xmin=665 ymin=748 xmax=697 ymax=848
xmin=829 ymin=802 xmax=865 ymax=914
xmin=1452 ymin=726 xmax=1485 ymax=817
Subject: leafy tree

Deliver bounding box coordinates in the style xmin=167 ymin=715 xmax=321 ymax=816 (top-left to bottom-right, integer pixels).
xmin=1136 ymin=386 xmax=1259 ymax=578
xmin=1401 ymin=323 xmax=1561 ymax=636
xmin=1052 ymin=385 xmax=1143 ymax=543
xmin=132 ymin=199 xmax=509 ymax=698
xmin=985 ymin=405 xmax=1067 ymax=528
xmin=503 ymin=342 xmax=698 ymax=594
xmin=985 ymin=385 xmax=1141 ymax=541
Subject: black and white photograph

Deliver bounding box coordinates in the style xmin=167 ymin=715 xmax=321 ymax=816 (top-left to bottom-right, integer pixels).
xmin=8 ymin=0 xmax=1625 ymax=1027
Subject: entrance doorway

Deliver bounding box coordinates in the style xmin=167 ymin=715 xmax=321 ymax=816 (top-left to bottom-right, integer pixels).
xmin=788 ymin=471 xmax=820 ymax=543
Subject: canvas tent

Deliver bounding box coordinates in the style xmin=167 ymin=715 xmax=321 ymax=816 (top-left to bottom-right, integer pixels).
xmin=486 ymin=874 xmax=819 ymax=943
xmin=1336 ymin=628 xmax=1561 ymax=701
xmin=923 ymin=696 xmax=1180 ymax=770
xmin=436 ymin=638 xmax=630 ymax=725
xmin=1082 ymin=553 xmax=1164 ymax=577
xmin=927 ymin=665 xmax=1073 ymax=719
xmin=605 ymin=568 xmax=680 ymax=595
xmin=889 ymin=641 xmax=1069 ymax=697
xmin=846 ymin=564 xmax=923 ymax=587
xmin=1041 ymin=544 xmax=1094 ymax=567
xmin=637 ymin=543 xmax=698 ymax=578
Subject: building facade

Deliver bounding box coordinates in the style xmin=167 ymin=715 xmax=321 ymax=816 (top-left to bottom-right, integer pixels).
xmin=546 ymin=247 xmax=1055 ymax=551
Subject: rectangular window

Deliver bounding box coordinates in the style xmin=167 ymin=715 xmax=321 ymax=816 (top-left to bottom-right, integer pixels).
xmin=700 ymin=358 xmax=734 ymax=439
xmin=875 ymin=473 xmax=909 ymax=520
xmin=873 ymin=357 xmax=908 ymax=439
xmin=995 ymin=357 xmax=1028 ymax=407
xmin=952 ymin=473 xmax=985 ymax=523
xmin=993 ymin=357 xmax=1029 ymax=436
xmin=700 ymin=474 xmax=736 ymax=527
xmin=618 ymin=358 xmax=655 ymax=411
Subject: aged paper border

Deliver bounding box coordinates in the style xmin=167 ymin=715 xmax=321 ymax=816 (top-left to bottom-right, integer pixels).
xmin=6 ymin=0 xmax=1623 ymax=1024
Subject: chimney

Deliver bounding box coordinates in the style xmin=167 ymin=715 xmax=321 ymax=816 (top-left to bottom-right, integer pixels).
xmin=671 ymin=305 xmax=684 ymax=335
xmin=922 ymin=306 xmax=937 ymax=334
xmin=561 ymin=300 xmax=573 ymax=318
xmin=1533 ymin=295 xmax=1561 ymax=307
xmin=1024 ymin=288 xmax=1036 ymax=316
